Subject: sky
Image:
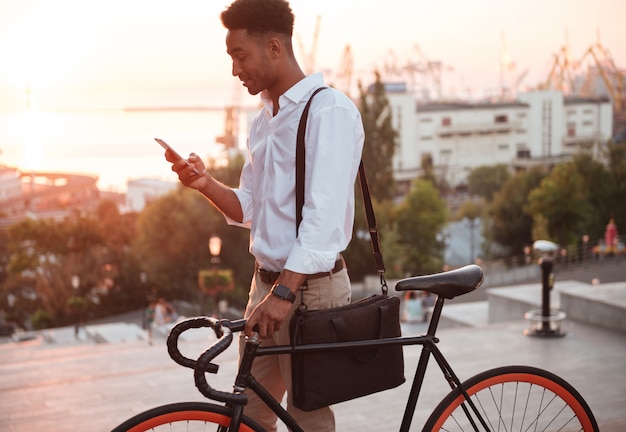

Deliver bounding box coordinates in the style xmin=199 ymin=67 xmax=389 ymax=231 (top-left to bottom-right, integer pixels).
xmin=1 ymin=0 xmax=625 ymax=112
xmin=0 ymin=0 xmax=625 ymax=191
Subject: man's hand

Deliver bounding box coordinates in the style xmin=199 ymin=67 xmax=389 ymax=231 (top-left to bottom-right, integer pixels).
xmin=166 ymin=151 xmax=208 ymax=190
xmin=244 ymin=294 xmax=293 ymax=339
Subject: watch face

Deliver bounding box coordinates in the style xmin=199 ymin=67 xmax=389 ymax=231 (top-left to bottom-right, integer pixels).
xmin=272 ymin=284 xmax=295 ymax=302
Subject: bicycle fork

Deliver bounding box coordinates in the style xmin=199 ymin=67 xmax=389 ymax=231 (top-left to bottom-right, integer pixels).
xmin=227 ymin=332 xmax=304 ymax=432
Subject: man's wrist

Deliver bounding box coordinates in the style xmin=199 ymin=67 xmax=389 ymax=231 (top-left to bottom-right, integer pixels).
xmin=270 ymin=284 xmax=296 ymax=303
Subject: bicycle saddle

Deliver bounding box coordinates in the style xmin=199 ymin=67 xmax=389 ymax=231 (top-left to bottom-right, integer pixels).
xmin=395 ymin=264 xmax=484 ymax=299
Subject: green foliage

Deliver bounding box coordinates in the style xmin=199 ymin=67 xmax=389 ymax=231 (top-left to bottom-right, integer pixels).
xmin=30 ymin=308 xmax=54 ymax=330
xmin=133 ymin=187 xmax=219 ymax=301
xmin=419 ymin=153 xmax=449 ymax=193
xmin=2 ymin=215 xmax=103 ymax=327
xmin=344 ymin=72 xmax=399 ymax=281
xmin=490 ymin=169 xmax=546 ymax=256
xmin=465 ymin=141 xmax=625 ymax=257
xmin=207 ymin=153 xmax=256 ymax=303
xmin=210 ymin=151 xmax=246 ymax=187
xmin=570 ymin=153 xmax=615 ymax=240
xmin=605 ymin=138 xmax=626 ymax=231
xmin=467 ymin=164 xmax=510 ymax=201
xmin=456 ymin=198 xmax=486 ymax=222
xmin=357 ymin=72 xmax=398 ymax=201
xmin=133 ymin=173 xmax=254 ymax=307
xmin=343 ymin=196 xmax=394 ymax=281
xmin=394 ymin=179 xmax=447 ymax=275
xmin=526 ymin=163 xmax=592 ymax=246
xmin=0 ymin=200 xmax=149 ymax=329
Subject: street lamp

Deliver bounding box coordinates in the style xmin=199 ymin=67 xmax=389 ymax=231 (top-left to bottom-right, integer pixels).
xmin=71 ymin=275 xmax=80 ymax=292
xmin=524 ymin=240 xmax=566 ymax=338
xmin=209 ymin=235 xmax=222 ymax=265
xmin=201 ymin=235 xmax=223 ymax=317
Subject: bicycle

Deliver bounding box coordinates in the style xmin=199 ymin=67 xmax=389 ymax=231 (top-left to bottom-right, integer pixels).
xmin=111 ymin=264 xmax=599 ymax=431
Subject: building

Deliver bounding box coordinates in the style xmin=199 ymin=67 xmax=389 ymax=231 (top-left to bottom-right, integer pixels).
xmin=0 ymin=166 xmax=22 ymax=210
xmin=125 ymin=178 xmax=178 ymax=213
xmin=514 ymin=91 xmax=613 ymax=168
xmin=385 ymin=88 xmax=614 ymax=195
xmin=0 ymin=170 xmax=102 ymax=230
xmin=0 ymin=170 xmax=100 ymax=217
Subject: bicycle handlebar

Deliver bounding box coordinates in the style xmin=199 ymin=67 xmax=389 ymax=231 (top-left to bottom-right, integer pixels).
xmin=167 ymin=317 xmax=248 ymax=405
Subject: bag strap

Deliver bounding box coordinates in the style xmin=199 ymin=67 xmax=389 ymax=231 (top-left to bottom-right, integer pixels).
xmin=296 ymin=87 xmax=387 ymax=294
xmin=296 ymin=87 xmax=327 ymax=230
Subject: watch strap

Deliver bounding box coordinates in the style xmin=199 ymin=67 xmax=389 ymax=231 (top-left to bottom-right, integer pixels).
xmin=271 ymin=284 xmax=296 ymax=303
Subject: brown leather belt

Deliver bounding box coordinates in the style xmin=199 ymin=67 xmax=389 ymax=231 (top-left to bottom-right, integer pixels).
xmin=256 ymin=256 xmax=345 ymax=285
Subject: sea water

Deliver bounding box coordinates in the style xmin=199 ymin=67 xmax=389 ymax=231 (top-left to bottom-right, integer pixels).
xmin=0 ymin=107 xmax=254 ymax=192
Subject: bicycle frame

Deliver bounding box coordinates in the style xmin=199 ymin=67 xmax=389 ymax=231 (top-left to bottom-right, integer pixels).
xmin=212 ymin=294 xmax=484 ymax=432
xmin=119 ymin=265 xmax=597 ymax=432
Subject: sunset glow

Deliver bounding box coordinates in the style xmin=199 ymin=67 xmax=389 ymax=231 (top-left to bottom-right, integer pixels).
xmin=0 ymin=0 xmax=624 ymax=191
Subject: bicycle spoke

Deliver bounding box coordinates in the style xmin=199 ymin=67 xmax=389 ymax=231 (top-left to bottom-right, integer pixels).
xmin=424 ymin=369 xmax=597 ymax=432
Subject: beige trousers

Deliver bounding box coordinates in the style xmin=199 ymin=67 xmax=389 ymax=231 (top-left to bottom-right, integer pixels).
xmin=239 ymin=268 xmax=351 ymax=432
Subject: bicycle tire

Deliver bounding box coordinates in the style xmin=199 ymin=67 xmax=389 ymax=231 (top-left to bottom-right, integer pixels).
xmin=423 ymin=365 xmax=598 ymax=432
xmin=111 ymin=401 xmax=266 ymax=432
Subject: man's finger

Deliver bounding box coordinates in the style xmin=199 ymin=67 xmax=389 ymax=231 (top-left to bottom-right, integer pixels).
xmin=244 ymin=318 xmax=257 ymax=338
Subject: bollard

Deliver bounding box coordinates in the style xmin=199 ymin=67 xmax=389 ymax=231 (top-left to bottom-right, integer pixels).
xmin=524 ymin=240 xmax=567 ymax=338
xmin=540 ymin=257 xmax=553 ymax=333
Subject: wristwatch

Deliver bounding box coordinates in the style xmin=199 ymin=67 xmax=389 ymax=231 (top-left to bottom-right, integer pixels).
xmin=270 ymin=284 xmax=296 ymax=303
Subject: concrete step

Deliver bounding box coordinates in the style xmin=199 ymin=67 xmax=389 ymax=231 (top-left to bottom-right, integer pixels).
xmin=431 ymin=279 xmax=626 ymax=335
xmin=440 ymin=301 xmax=489 ymax=329
xmin=559 ymin=281 xmax=626 ymax=333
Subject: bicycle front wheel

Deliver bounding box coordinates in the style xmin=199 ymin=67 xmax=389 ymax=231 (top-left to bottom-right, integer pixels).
xmin=423 ymin=365 xmax=598 ymax=432
xmin=111 ymin=401 xmax=265 ymax=432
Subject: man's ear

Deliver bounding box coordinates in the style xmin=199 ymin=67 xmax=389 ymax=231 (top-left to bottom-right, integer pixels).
xmin=267 ymin=37 xmax=281 ymax=58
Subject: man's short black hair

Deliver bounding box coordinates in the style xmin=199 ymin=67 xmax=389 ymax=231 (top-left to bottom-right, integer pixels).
xmin=221 ymin=0 xmax=294 ymax=37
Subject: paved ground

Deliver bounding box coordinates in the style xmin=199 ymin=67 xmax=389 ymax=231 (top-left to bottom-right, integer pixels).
xmin=1 ymin=314 xmax=625 ymax=431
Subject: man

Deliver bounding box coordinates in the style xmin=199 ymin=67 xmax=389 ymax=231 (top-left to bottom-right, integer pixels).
xmin=165 ymin=0 xmax=364 ymax=429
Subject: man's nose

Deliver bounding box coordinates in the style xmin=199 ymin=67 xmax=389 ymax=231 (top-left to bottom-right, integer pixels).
xmin=231 ymin=62 xmax=241 ymax=77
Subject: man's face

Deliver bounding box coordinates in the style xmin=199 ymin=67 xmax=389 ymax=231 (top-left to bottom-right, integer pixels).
xmin=226 ymin=29 xmax=273 ymax=96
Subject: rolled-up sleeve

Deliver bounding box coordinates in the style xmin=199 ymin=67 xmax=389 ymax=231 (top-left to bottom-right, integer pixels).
xmin=225 ymin=155 xmax=254 ymax=229
xmin=285 ymin=96 xmax=364 ymax=274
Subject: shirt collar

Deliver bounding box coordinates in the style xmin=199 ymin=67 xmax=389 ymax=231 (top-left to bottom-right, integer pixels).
xmin=259 ymin=73 xmax=325 ymax=109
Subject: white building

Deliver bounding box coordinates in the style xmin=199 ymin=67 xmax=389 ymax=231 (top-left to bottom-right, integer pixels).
xmin=385 ymin=87 xmax=613 ymax=194
xmin=125 ymin=178 xmax=178 ymax=213
xmin=0 ymin=166 xmax=22 ymax=205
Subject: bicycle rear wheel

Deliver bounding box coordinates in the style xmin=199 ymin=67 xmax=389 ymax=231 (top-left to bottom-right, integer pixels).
xmin=423 ymin=365 xmax=598 ymax=432
xmin=111 ymin=401 xmax=265 ymax=432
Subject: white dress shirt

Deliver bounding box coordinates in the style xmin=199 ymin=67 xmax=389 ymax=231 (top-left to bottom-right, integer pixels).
xmin=227 ymin=73 xmax=364 ymax=274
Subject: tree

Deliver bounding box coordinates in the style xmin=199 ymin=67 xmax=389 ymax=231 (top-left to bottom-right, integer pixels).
xmin=570 ymin=153 xmax=615 ymax=240
xmin=490 ymin=168 xmax=545 ymax=256
xmin=467 ymin=164 xmax=510 ymax=201
xmin=133 ymin=177 xmax=254 ymax=308
xmin=206 ymin=152 xmax=255 ymax=306
xmin=344 ymin=72 xmax=399 ymax=281
xmin=91 ymin=199 xmax=145 ymax=317
xmin=605 ymin=138 xmax=626 ymax=232
xmin=526 ymin=163 xmax=591 ymax=246
xmin=343 ymin=195 xmax=395 ymax=281
xmin=394 ymin=178 xmax=447 ymax=275
xmin=1 ymin=212 xmax=110 ymax=329
xmin=357 ymin=71 xmax=398 ymax=201
xmin=133 ymin=187 xmax=221 ymax=302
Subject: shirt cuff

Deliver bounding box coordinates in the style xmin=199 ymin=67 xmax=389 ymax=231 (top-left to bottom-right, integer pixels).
xmin=225 ymin=188 xmax=252 ymax=228
xmin=285 ymin=244 xmax=339 ymax=275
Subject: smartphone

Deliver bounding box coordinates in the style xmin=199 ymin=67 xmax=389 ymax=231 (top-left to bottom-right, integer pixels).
xmin=155 ymin=137 xmax=183 ymax=161
xmin=155 ymin=138 xmax=200 ymax=174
